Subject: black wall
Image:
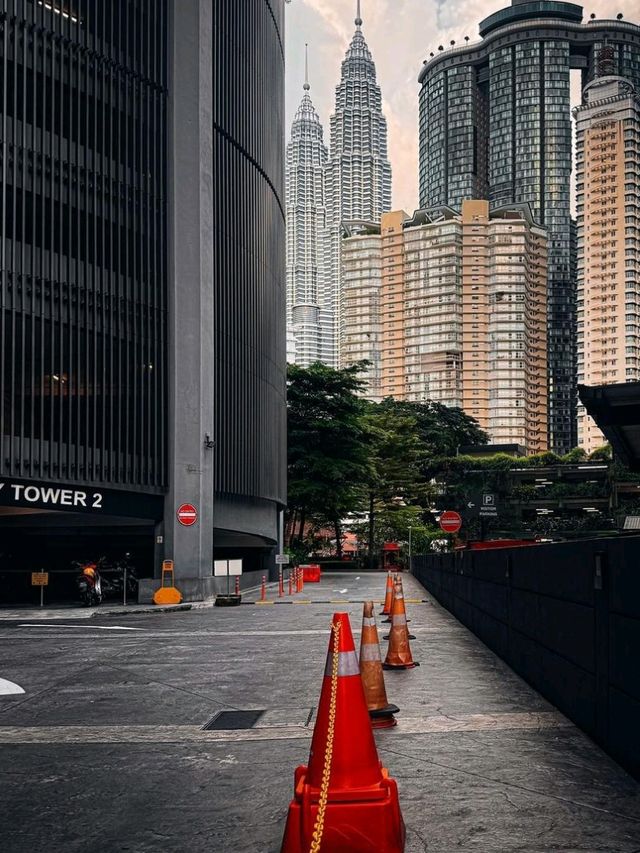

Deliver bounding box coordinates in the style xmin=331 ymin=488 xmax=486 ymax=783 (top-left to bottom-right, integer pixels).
xmin=413 ymin=538 xmax=640 ymax=780
xmin=212 ymin=0 xmax=286 ymax=506
xmin=0 ymin=0 xmax=168 ymax=490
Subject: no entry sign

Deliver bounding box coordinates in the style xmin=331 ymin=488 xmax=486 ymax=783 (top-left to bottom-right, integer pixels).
xmin=177 ymin=503 xmax=198 ymax=526
xmin=439 ymin=510 xmax=462 ymax=534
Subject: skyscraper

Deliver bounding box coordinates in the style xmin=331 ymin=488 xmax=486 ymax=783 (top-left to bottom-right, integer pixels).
xmin=286 ymin=49 xmax=328 ymax=367
xmin=418 ymin=0 xmax=640 ymax=453
xmin=326 ymin=2 xmax=392 ymax=368
xmin=575 ymin=74 xmax=640 ymax=452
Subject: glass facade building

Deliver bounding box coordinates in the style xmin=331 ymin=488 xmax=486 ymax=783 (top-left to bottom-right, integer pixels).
xmin=418 ymin=0 xmax=640 ymax=452
xmin=0 ymin=1 xmax=286 ymax=599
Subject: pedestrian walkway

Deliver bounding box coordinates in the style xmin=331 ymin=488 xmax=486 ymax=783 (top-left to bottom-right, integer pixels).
xmin=204 ymin=571 xmax=640 ymax=851
xmin=0 ymin=571 xmax=638 ymax=852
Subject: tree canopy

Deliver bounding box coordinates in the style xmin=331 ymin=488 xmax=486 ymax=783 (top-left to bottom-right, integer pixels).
xmin=285 ymin=362 xmax=489 ymax=562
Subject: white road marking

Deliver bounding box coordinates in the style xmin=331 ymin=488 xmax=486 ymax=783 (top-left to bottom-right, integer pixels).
xmin=17 ymin=624 xmax=145 ymax=632
xmin=0 ymin=678 xmax=25 ymax=696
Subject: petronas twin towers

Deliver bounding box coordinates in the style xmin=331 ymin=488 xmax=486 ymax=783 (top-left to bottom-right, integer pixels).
xmin=286 ymin=5 xmax=392 ymax=367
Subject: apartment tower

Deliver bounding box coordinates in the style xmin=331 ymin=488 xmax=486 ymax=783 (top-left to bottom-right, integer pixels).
xmin=340 ymin=223 xmax=383 ymax=401
xmin=341 ymin=204 xmax=548 ymax=452
xmin=575 ymin=74 xmax=640 ymax=452
xmin=418 ymin=0 xmax=640 ymax=452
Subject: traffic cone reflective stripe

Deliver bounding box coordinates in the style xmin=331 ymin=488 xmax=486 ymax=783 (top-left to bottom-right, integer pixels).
xmin=383 ymin=581 xmax=418 ymax=670
xmin=359 ymin=602 xmax=399 ymax=729
xmin=323 ymin=648 xmax=360 ymax=677
xmin=281 ymin=612 xmax=406 ymax=852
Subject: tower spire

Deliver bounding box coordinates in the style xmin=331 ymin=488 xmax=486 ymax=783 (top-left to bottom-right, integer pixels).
xmin=304 ymin=42 xmax=310 ymax=91
xmin=355 ymin=0 xmax=362 ymax=27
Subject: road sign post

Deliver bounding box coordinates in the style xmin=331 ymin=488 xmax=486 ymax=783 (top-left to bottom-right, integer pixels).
xmin=31 ymin=572 xmax=48 ymax=608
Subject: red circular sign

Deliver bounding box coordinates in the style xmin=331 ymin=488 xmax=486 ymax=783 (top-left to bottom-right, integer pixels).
xmin=177 ymin=503 xmax=198 ymax=526
xmin=439 ymin=510 xmax=462 ymax=534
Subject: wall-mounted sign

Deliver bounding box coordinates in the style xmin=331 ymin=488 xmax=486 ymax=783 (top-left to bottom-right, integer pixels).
xmin=177 ymin=504 xmax=198 ymax=526
xmin=0 ymin=477 xmax=164 ymax=520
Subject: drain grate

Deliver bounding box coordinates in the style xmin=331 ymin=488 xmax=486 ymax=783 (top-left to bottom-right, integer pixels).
xmin=202 ymin=709 xmax=265 ymax=731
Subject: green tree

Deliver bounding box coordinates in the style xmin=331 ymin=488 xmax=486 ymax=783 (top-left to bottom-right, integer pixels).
xmin=390 ymin=399 xmax=489 ymax=458
xmin=360 ymin=399 xmax=426 ymax=568
xmin=286 ymin=362 xmax=370 ymax=556
xmin=589 ymin=444 xmax=612 ymax=462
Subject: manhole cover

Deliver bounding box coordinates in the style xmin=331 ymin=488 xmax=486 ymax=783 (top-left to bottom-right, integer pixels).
xmin=202 ymin=710 xmax=265 ymax=731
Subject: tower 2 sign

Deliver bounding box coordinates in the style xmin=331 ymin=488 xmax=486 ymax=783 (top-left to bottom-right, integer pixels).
xmin=0 ymin=481 xmax=102 ymax=508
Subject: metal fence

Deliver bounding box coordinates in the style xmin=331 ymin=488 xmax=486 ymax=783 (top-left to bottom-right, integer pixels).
xmin=413 ymin=537 xmax=640 ymax=780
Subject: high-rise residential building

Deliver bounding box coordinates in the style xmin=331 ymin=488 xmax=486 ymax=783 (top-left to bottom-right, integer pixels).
xmin=380 ymin=211 xmax=409 ymax=400
xmin=460 ymin=201 xmax=548 ymax=453
xmin=402 ymin=208 xmax=463 ymax=407
xmin=418 ymin=0 xmax=640 ymax=453
xmin=341 ymin=203 xmax=549 ymax=452
xmin=575 ymin=75 xmax=640 ymax=453
xmin=286 ymin=51 xmax=329 ymax=367
xmin=0 ymin=1 xmax=286 ymax=600
xmin=340 ymin=223 xmax=383 ymax=401
xmin=324 ymin=3 xmax=392 ymax=367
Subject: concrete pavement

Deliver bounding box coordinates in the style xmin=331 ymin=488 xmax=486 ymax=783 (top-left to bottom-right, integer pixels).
xmin=0 ymin=572 xmax=639 ymax=851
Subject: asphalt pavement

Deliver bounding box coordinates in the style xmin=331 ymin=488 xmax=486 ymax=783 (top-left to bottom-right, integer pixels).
xmin=1 ymin=572 xmax=639 ymax=852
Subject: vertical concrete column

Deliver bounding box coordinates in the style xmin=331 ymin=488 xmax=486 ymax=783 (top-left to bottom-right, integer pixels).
xmin=164 ymin=0 xmax=215 ymax=597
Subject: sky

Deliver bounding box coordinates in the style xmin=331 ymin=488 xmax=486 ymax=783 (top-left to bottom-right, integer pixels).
xmin=285 ymin=0 xmax=639 ymax=212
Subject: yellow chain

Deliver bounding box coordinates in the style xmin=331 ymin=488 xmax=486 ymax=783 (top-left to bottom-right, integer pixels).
xmin=308 ymin=620 xmax=341 ymax=853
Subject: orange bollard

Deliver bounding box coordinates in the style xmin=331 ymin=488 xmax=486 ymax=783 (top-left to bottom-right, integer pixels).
xmin=280 ymin=612 xmax=405 ymax=853
xmin=383 ymin=579 xmax=418 ymax=670
xmin=279 ymin=568 xmax=284 ymax=597
xmin=260 ymin=575 xmax=266 ymax=602
xmin=288 ymin=571 xmax=293 ymax=596
xmin=359 ymin=602 xmax=399 ymax=729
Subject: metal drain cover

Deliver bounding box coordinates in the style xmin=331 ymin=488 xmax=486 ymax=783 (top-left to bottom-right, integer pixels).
xmin=203 ymin=709 xmax=265 ymax=731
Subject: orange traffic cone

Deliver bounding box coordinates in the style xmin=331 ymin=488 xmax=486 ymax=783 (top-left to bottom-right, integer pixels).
xmin=383 ymin=575 xmax=415 ymax=641
xmin=359 ymin=602 xmax=399 ymax=729
xmin=383 ymin=579 xmax=419 ymax=670
xmin=382 ymin=574 xmax=396 ymax=624
xmin=380 ymin=571 xmax=394 ymax=616
xmin=281 ymin=612 xmax=405 ymax=853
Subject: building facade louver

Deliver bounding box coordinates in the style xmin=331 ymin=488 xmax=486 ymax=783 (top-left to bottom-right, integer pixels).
xmin=0 ymin=0 xmax=286 ymax=601
xmin=326 ymin=5 xmax=392 ymax=370
xmin=418 ymin=0 xmax=640 ymax=454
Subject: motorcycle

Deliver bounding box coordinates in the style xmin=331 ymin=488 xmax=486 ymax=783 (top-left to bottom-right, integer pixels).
xmin=74 ymin=559 xmax=105 ymax=607
xmin=102 ymin=554 xmax=139 ymax=602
